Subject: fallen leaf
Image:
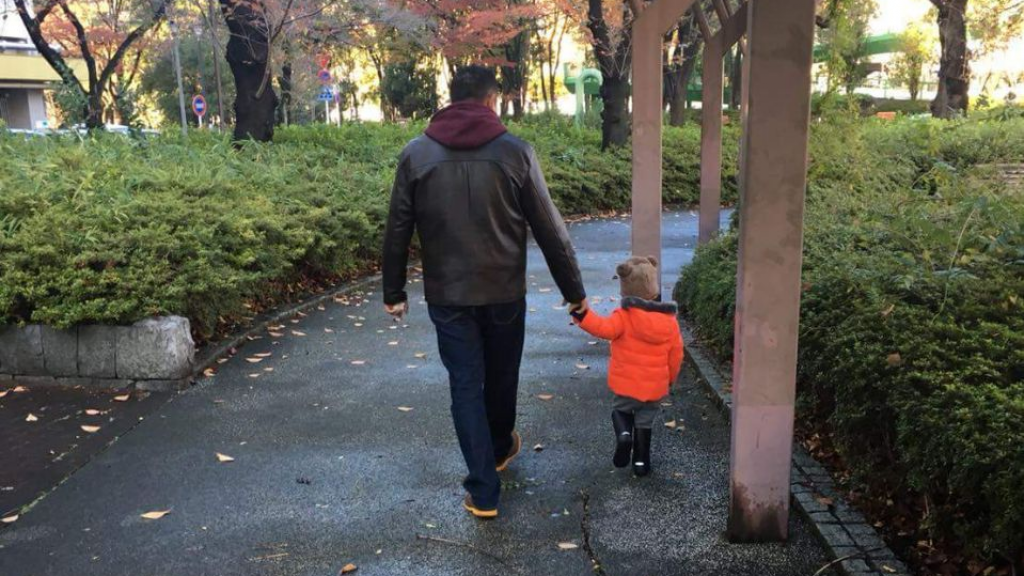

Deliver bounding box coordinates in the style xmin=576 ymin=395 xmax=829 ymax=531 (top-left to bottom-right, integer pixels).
xmin=354 ymin=323 xmax=364 ymax=327
xmin=575 ymin=363 xmax=589 ymax=370
xmin=533 ymin=443 xmax=544 ymax=452
xmin=81 ymin=425 xmax=101 ymax=433
xmin=140 ymin=510 xmax=171 ymax=520
xmin=0 ymin=390 xmax=8 ymax=399
xmin=291 ymin=330 xmax=307 ymax=337
xmin=203 ymin=368 xmax=217 ymax=378
xmin=815 ymin=496 xmax=834 ymax=506
xmin=1 ymin=515 xmax=18 ymax=524
xmin=397 ymin=406 xmax=414 ymax=412
xmin=406 ymin=365 xmax=418 ymax=369
xmin=557 ymin=542 xmax=578 ymax=550
xmin=537 ymin=394 xmax=554 ymax=401
xmin=881 ymin=566 xmax=896 ymax=574
xmin=324 ymin=328 xmax=335 ymax=334
xmin=538 ymin=288 xmax=552 ymax=293
xmin=12 ymin=386 xmax=27 ymax=393
xmin=216 ymin=453 xmax=235 ymax=463
xmin=664 ymin=420 xmax=677 ymax=429
xmin=246 ymin=357 xmax=263 ymax=364
xmin=388 ymin=341 xmax=399 ymax=346
xmin=268 ymin=331 xmax=284 ymax=338
xmin=248 ymin=373 xmax=261 ymax=379
xmin=587 ymin=341 xmax=598 ymax=346
xmin=255 ymin=352 xmax=273 ymax=358
xmin=25 ymin=413 xmax=39 ymax=422
xmin=113 ymin=394 xmax=131 ymax=402
xmin=414 ymin=352 xmax=427 ymax=359
xmin=351 ymin=360 xmax=366 ymax=366
xmin=424 ymin=522 xmax=437 ymax=529
xmin=886 ymin=352 xmax=902 ymax=367
xmin=85 ymin=409 xmax=101 ymax=416
xmin=340 ymin=563 xmax=358 ymax=574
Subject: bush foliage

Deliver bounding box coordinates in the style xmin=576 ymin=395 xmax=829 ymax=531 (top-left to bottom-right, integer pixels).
xmin=674 ymin=113 xmax=1024 ymax=562
xmin=0 ymin=118 xmax=737 ymax=339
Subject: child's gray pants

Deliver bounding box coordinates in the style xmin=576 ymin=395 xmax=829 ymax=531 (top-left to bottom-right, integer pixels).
xmin=612 ymin=394 xmax=663 ymax=429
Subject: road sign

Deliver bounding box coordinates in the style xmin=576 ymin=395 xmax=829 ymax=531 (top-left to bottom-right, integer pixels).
xmin=317 ymin=69 xmax=331 ymax=84
xmin=317 ymin=53 xmax=330 ymax=68
xmin=192 ymin=94 xmax=207 ymax=117
xmin=318 ymin=87 xmax=334 ymax=102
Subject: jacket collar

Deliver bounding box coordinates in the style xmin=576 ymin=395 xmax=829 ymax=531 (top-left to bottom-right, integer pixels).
xmin=621 ymin=296 xmax=678 ymax=315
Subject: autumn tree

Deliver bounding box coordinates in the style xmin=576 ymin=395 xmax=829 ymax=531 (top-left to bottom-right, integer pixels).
xmin=13 ymin=0 xmax=168 ymax=129
xmin=585 ymin=0 xmax=632 ymax=148
xmin=531 ymin=5 xmax=572 ymax=111
xmin=928 ymin=0 xmax=1024 ymax=117
xmin=816 ymin=0 xmax=878 ymax=95
xmin=890 ymin=22 xmax=935 ymax=102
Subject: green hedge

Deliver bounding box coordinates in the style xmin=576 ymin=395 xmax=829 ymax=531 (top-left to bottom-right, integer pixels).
xmin=674 ymin=113 xmax=1024 ymax=562
xmin=0 ymin=118 xmax=736 ymax=339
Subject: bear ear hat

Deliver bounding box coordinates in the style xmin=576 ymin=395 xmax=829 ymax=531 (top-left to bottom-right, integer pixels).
xmin=646 ymin=255 xmax=659 ymax=268
xmin=616 ymin=262 xmax=632 ymax=278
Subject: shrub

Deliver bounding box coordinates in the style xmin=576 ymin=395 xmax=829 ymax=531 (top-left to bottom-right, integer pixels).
xmin=0 ymin=118 xmax=727 ymax=340
xmin=675 ymin=113 xmax=1024 ymax=563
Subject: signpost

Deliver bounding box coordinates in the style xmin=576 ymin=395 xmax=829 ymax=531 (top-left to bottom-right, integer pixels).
xmin=318 ymin=87 xmax=334 ymax=124
xmin=192 ymin=94 xmax=207 ymax=128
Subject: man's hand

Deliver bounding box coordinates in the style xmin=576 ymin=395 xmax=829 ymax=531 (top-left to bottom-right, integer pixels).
xmin=384 ymin=301 xmax=408 ymax=320
xmin=568 ymin=298 xmax=589 ymax=315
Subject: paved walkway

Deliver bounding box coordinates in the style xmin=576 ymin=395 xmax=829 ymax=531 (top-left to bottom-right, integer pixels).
xmin=0 ymin=211 xmax=834 ymax=576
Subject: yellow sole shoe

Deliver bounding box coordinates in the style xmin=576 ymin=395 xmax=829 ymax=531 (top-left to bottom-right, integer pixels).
xmin=462 ymin=495 xmax=498 ymax=519
xmin=495 ymin=430 xmax=522 ymax=472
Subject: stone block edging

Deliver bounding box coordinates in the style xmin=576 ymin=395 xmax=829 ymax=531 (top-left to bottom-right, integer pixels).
xmin=0 ymin=317 xmax=195 ymax=391
xmin=679 ymin=322 xmax=912 ymax=576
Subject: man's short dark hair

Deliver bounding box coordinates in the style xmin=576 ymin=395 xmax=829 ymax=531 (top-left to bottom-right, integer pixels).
xmin=450 ymin=65 xmax=500 ymax=103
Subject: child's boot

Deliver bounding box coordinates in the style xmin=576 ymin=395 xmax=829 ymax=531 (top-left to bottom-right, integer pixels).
xmin=632 ymin=427 xmax=652 ymax=477
xmin=611 ymin=410 xmax=634 ymax=468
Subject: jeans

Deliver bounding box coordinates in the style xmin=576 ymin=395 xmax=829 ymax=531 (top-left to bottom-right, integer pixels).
xmin=428 ymin=298 xmax=526 ymax=509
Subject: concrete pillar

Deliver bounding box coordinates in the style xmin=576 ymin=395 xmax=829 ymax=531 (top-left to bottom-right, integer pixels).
xmin=698 ymin=37 xmax=724 ymax=245
xmin=727 ymin=0 xmax=816 ymax=542
xmin=631 ymin=0 xmax=697 ymax=288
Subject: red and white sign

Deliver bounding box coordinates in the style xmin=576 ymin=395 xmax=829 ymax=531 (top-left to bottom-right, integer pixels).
xmin=191 ymin=94 xmax=207 ymax=117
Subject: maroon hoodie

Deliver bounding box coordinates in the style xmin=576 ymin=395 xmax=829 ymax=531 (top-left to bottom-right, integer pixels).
xmin=424 ymin=101 xmax=508 ymax=150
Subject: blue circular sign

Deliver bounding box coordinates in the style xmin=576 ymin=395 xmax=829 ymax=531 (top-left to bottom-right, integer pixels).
xmin=317 ymin=69 xmax=331 ymax=83
xmin=192 ymin=94 xmax=207 ymax=117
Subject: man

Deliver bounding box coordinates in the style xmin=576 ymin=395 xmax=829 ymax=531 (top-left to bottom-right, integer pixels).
xmin=382 ymin=66 xmax=587 ymax=519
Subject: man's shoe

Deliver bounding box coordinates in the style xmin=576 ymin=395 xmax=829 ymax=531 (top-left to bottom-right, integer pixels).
xmin=611 ymin=410 xmax=634 ymax=468
xmin=462 ymin=494 xmax=498 ymax=519
xmin=495 ymin=430 xmax=522 ymax=472
xmin=632 ymin=427 xmax=652 ymax=477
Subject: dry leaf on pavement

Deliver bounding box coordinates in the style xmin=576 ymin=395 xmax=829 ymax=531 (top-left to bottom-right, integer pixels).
xmin=340 ymin=563 xmax=358 ymax=574
xmin=81 ymin=425 xmax=101 ymax=433
xmin=12 ymin=386 xmax=28 ymax=393
xmin=533 ymin=443 xmax=544 ymax=452
xmin=216 ymin=453 xmax=235 ymax=463
xmin=351 ymin=360 xmax=366 ymax=366
xmin=0 ymin=390 xmax=8 ymax=399
xmin=664 ymin=420 xmax=677 ymax=429
xmin=557 ymin=542 xmax=578 ymax=550
xmin=291 ymin=331 xmax=307 ymax=337
xmin=537 ymin=394 xmax=554 ymax=401
xmin=25 ymin=413 xmax=38 ymax=422
xmin=397 ymin=406 xmax=414 ymax=412
xmin=113 ymin=394 xmax=130 ymax=402
xmin=575 ymin=363 xmax=589 ymax=370
xmin=140 ymin=510 xmax=171 ymax=520
xmin=246 ymin=357 xmax=263 ymax=364
xmin=1 ymin=515 xmax=18 ymax=524
xmin=414 ymin=352 xmax=427 ymax=359
xmin=85 ymin=409 xmax=101 ymax=416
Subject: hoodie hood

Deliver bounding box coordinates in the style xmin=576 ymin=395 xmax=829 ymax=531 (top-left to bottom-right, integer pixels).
xmin=425 ymin=101 xmax=508 ymax=150
xmin=621 ymin=296 xmax=679 ymax=345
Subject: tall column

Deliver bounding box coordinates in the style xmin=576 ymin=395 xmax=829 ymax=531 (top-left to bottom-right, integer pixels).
xmin=631 ymin=0 xmax=696 ymax=290
xmin=698 ymin=36 xmax=724 ymax=245
xmin=727 ymin=0 xmax=816 ymax=542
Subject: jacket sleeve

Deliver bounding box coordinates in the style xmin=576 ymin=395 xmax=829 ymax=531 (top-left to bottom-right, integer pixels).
xmin=518 ymin=145 xmax=586 ymax=304
xmin=382 ymin=151 xmax=415 ymax=305
xmin=576 ymin=309 xmax=625 ymax=341
xmin=668 ymin=325 xmax=684 ymax=386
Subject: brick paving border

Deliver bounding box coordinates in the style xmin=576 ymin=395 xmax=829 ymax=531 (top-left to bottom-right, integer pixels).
xmin=679 ymin=323 xmax=912 ymax=576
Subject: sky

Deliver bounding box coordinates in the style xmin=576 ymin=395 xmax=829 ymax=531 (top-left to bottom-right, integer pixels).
xmin=871 ymin=0 xmax=933 ymax=34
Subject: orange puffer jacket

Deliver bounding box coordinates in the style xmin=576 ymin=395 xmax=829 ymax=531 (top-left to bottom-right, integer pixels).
xmin=575 ymin=297 xmax=684 ymax=402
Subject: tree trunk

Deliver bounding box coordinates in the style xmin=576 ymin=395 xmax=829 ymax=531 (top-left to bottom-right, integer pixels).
xmin=600 ymin=75 xmax=631 ymax=148
xmin=277 ymin=62 xmax=292 ymax=126
xmin=931 ymin=0 xmax=969 ymax=118
xmin=220 ymin=0 xmax=277 ymax=141
xmin=501 ymin=28 xmax=530 ymax=121
xmin=587 ymin=0 xmax=632 ymax=149
xmin=667 ymin=17 xmax=702 ymax=126
xmin=729 ymin=47 xmax=742 ymax=109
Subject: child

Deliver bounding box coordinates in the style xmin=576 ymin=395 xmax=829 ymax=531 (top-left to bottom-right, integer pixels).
xmin=570 ymin=256 xmax=684 ymax=476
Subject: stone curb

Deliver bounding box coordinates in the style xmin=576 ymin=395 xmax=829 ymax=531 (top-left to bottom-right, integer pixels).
xmin=678 ymin=322 xmax=911 ymax=576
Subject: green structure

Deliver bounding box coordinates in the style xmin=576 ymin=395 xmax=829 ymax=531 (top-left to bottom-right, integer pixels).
xmin=562 ymin=64 xmax=603 ymax=127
